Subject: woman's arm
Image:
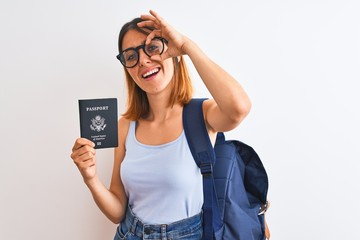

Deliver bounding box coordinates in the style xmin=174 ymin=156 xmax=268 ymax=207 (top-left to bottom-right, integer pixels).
xmin=70 ymin=118 xmax=129 ymax=224
xmin=139 ymin=10 xmax=251 ymax=132
xmin=184 ymin=40 xmax=252 ymax=132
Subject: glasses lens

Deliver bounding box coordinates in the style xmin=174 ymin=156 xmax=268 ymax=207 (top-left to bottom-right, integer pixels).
xmin=144 ymin=38 xmax=164 ymax=57
xmin=121 ymin=49 xmax=138 ymax=68
xmin=118 ymin=38 xmax=165 ymax=68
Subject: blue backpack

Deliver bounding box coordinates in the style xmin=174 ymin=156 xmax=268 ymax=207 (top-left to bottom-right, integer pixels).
xmin=183 ymin=98 xmax=269 ymax=240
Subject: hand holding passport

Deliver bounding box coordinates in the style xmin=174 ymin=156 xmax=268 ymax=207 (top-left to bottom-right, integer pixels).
xmin=78 ymin=98 xmax=118 ymax=149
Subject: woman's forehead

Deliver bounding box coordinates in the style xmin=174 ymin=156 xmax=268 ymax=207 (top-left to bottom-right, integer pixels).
xmin=122 ymin=30 xmax=148 ymax=49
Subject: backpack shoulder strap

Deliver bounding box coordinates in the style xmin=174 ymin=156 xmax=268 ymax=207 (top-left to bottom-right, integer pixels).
xmin=182 ymin=98 xmax=215 ymax=167
xmin=183 ymin=98 xmax=222 ymax=240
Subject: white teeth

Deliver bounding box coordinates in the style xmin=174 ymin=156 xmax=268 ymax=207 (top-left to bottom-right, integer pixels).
xmin=142 ymin=68 xmax=159 ymax=78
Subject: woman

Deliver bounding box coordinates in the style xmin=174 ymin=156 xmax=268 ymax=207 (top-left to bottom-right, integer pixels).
xmin=71 ymin=10 xmax=251 ymax=240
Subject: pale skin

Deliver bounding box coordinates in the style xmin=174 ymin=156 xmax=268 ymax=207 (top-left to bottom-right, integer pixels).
xmin=71 ymin=10 xmax=251 ymax=224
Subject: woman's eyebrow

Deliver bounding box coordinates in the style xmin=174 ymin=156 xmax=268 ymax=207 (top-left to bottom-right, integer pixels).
xmin=122 ymin=40 xmax=147 ymax=51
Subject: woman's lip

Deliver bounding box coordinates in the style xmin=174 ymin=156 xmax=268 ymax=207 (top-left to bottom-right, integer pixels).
xmin=141 ymin=67 xmax=160 ymax=79
xmin=142 ymin=70 xmax=159 ymax=81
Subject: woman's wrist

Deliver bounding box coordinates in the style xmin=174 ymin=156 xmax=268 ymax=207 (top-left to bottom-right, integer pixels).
xmin=84 ymin=174 xmax=100 ymax=189
xmin=181 ymin=37 xmax=198 ymax=56
xmin=183 ymin=39 xmax=210 ymax=67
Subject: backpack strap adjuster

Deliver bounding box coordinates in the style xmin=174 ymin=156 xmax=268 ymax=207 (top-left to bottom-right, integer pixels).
xmin=198 ymin=151 xmax=214 ymax=177
xmin=200 ymin=163 xmax=213 ymax=177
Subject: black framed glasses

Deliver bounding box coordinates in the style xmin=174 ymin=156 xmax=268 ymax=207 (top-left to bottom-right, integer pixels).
xmin=116 ymin=37 xmax=168 ymax=68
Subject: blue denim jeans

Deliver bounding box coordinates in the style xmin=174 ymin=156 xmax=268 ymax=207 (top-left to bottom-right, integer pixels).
xmin=114 ymin=206 xmax=203 ymax=240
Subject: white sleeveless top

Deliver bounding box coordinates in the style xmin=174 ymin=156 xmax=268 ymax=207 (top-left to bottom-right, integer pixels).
xmin=120 ymin=121 xmax=203 ymax=224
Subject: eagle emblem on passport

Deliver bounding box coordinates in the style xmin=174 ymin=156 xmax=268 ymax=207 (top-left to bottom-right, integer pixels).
xmin=90 ymin=115 xmax=107 ymax=132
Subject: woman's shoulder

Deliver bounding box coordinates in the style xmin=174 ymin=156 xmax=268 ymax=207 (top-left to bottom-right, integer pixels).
xmin=117 ymin=117 xmax=132 ymax=147
xmin=118 ymin=116 xmax=131 ymax=127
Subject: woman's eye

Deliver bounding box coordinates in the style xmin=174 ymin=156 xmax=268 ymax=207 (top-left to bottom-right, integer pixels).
xmin=126 ymin=53 xmax=137 ymax=61
xmin=148 ymin=45 xmax=159 ymax=52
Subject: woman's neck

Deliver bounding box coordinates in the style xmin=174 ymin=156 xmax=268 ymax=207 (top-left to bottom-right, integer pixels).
xmin=145 ymin=99 xmax=182 ymax=123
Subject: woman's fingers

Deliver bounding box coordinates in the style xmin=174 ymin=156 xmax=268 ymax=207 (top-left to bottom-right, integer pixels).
xmin=71 ymin=143 xmax=97 ymax=180
xmin=145 ymin=30 xmax=162 ymax=44
xmin=76 ymin=155 xmax=96 ymax=169
xmin=148 ymin=9 xmax=165 ymax=25
xmin=70 ymin=138 xmax=97 ymax=180
xmin=137 ymin=19 xmax=156 ymax=28
xmin=140 ymin=10 xmax=163 ymax=26
xmin=76 ymin=156 xmax=97 ymax=180
xmin=138 ymin=10 xmax=185 ymax=59
xmin=73 ymin=150 xmax=94 ymax=164
xmin=72 ymin=138 xmax=95 ymax=151
xmin=139 ymin=14 xmax=157 ymax=24
xmin=75 ymin=144 xmax=96 ymax=157
xmin=139 ymin=10 xmax=169 ymax=34
xmin=71 ymin=138 xmax=96 ymax=165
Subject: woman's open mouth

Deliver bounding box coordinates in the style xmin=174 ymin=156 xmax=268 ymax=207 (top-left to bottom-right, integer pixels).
xmin=142 ymin=68 xmax=160 ymax=79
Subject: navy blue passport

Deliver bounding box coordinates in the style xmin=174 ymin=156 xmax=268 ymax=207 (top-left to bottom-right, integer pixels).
xmin=78 ymin=98 xmax=118 ymax=149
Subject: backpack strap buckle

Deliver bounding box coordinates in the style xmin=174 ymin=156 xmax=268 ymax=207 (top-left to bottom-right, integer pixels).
xmin=199 ymin=163 xmax=213 ymax=177
xmin=258 ymin=200 xmax=270 ymax=215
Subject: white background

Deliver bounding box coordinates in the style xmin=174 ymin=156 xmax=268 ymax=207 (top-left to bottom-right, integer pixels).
xmin=1 ymin=0 xmax=359 ymax=239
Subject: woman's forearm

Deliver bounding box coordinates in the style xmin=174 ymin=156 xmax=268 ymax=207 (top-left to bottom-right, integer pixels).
xmin=184 ymin=39 xmax=252 ymax=123
xmin=85 ymin=175 xmax=126 ymax=224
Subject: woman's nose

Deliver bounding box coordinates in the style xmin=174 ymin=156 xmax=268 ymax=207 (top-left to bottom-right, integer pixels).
xmin=138 ymin=48 xmax=151 ymax=66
